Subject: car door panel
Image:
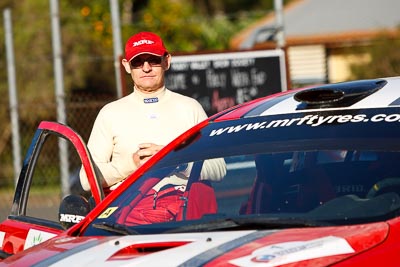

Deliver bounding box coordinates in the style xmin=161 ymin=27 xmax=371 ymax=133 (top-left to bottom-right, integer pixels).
xmin=0 ymin=121 xmax=103 ymax=257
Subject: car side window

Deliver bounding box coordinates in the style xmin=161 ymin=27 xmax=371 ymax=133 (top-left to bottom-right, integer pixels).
xmin=26 ymin=135 xmax=88 ymax=221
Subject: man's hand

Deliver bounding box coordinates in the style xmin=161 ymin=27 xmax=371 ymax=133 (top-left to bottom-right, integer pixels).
xmin=133 ymin=143 xmax=164 ymax=167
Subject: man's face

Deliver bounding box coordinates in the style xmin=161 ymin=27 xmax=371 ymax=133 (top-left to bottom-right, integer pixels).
xmin=122 ymin=53 xmax=171 ymax=93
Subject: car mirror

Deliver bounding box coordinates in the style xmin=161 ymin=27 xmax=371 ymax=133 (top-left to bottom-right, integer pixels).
xmin=59 ymin=195 xmax=91 ymax=229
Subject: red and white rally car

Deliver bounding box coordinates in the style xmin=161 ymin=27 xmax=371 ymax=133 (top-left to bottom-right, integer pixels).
xmin=2 ymin=77 xmax=400 ymax=266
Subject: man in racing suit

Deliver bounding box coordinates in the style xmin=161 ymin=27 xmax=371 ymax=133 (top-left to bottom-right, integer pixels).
xmin=80 ymin=32 xmax=225 ymax=192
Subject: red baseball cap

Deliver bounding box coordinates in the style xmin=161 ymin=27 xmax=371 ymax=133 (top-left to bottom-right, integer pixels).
xmin=124 ymin=32 xmax=168 ymax=62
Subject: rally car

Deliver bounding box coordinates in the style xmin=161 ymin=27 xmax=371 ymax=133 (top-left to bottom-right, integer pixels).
xmin=2 ymin=77 xmax=400 ymax=266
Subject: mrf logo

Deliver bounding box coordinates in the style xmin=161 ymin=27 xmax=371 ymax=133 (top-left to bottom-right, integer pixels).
xmin=335 ymin=184 xmax=364 ymax=193
xmin=60 ymin=213 xmax=85 ymax=223
xmin=133 ymin=40 xmax=154 ymax=47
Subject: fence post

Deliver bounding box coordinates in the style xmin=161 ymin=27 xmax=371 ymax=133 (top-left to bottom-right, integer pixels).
xmin=50 ymin=0 xmax=70 ymax=196
xmin=110 ymin=0 xmax=123 ymax=98
xmin=4 ymin=8 xmax=22 ymax=186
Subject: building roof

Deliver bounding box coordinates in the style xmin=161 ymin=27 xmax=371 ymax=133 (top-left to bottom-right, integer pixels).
xmin=231 ymin=0 xmax=400 ymax=49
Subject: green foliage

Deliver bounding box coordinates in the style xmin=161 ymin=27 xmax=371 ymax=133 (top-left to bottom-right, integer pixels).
xmin=5 ymin=0 xmax=54 ymax=119
xmin=61 ymin=1 xmax=115 ymax=94
xmin=349 ymin=28 xmax=400 ymax=80
xmin=123 ymin=0 xmax=267 ymax=52
xmin=132 ymin=0 xmax=203 ymax=52
xmin=188 ymin=0 xmax=293 ymax=16
xmin=0 ymin=0 xmax=14 ymax=10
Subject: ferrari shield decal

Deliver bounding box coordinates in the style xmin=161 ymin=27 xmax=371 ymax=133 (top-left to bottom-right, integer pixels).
xmin=229 ymin=236 xmax=354 ymax=267
xmin=98 ymin=207 xmax=118 ymax=219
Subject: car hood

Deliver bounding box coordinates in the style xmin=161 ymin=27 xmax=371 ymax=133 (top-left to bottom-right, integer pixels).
xmin=1 ymin=222 xmax=388 ymax=267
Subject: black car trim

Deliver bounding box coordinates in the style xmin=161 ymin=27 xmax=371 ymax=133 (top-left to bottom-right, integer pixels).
xmin=294 ymin=79 xmax=387 ymax=109
xmin=0 ymin=249 xmax=13 ymax=260
xmin=7 ymin=215 xmax=64 ymax=230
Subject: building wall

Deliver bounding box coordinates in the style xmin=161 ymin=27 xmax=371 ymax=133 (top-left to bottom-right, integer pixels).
xmin=328 ymin=52 xmax=370 ymax=83
xmin=287 ymin=44 xmax=371 ymax=86
xmin=288 ymin=45 xmax=327 ymax=86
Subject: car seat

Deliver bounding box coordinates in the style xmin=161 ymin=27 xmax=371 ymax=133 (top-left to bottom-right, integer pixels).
xmin=241 ymin=153 xmax=336 ymax=214
xmin=177 ymin=180 xmax=217 ymax=221
xmin=118 ymin=161 xmax=218 ymax=225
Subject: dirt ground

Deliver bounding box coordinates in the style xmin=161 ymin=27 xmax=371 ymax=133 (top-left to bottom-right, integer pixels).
xmin=0 ymin=191 xmax=60 ymax=222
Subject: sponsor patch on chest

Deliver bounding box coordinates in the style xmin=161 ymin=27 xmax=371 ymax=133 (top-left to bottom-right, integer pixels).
xmin=144 ymin=97 xmax=159 ymax=104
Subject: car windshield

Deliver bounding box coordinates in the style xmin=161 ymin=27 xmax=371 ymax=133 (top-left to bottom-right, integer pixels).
xmin=85 ymin=107 xmax=400 ymax=236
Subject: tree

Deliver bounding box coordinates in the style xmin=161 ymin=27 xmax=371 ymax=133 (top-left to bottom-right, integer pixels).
xmin=349 ymin=28 xmax=400 ymax=79
xmin=123 ymin=0 xmax=268 ymax=52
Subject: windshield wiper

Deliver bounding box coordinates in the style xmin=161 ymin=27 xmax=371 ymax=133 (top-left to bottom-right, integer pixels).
xmin=92 ymin=222 xmax=139 ymax=235
xmin=165 ymin=215 xmax=333 ymax=233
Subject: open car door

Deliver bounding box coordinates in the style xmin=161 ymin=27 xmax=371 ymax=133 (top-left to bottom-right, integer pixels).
xmin=0 ymin=121 xmax=104 ymax=258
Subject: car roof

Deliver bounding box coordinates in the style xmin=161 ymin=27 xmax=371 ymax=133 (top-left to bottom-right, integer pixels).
xmin=211 ymin=77 xmax=400 ymax=122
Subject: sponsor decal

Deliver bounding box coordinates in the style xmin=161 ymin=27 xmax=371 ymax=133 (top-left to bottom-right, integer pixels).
xmin=24 ymin=229 xmax=57 ymax=250
xmin=144 ymin=97 xmax=159 ymax=104
xmin=98 ymin=207 xmax=118 ymax=219
xmin=59 ymin=213 xmax=85 ymax=224
xmin=210 ymin=113 xmax=400 ymax=137
xmin=229 ymin=236 xmax=354 ymax=267
xmin=0 ymin=231 xmax=5 ymax=248
xmin=132 ymin=39 xmax=154 ymax=47
xmin=335 ymin=184 xmax=365 ymax=194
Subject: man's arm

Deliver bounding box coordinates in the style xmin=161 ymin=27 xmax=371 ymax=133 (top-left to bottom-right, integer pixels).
xmin=80 ymin=109 xmax=136 ymax=190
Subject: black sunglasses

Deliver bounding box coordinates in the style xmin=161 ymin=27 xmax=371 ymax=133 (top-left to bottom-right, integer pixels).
xmin=130 ymin=55 xmax=164 ymax=69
